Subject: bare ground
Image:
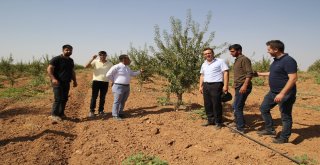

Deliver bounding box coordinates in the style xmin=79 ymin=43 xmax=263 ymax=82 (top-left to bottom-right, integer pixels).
xmin=1 ymin=70 xmax=319 ymax=165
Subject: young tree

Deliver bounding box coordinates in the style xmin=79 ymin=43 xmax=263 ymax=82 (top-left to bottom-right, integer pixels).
xmin=151 ymin=10 xmax=227 ymax=109
xmin=128 ymin=44 xmax=156 ymax=91
xmin=0 ymin=55 xmax=19 ymax=86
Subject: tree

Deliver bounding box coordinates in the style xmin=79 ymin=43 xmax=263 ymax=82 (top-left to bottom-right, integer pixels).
xmin=128 ymin=44 xmax=156 ymax=91
xmin=0 ymin=54 xmax=19 ymax=86
xmin=151 ymin=10 xmax=227 ymax=109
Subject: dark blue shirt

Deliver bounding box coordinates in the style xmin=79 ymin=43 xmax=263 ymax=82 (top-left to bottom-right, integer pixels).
xmin=269 ymin=54 xmax=297 ymax=93
xmin=50 ymin=55 xmax=74 ymax=82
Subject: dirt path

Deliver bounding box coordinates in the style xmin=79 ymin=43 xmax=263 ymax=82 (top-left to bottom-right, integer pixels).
xmin=1 ymin=70 xmax=319 ymax=165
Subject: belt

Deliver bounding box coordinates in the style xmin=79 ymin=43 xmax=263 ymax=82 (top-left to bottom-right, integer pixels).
xmin=203 ymin=82 xmax=222 ymax=84
xmin=114 ymin=83 xmax=129 ymax=86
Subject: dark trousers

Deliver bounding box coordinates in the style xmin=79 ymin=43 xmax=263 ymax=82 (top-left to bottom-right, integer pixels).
xmin=233 ymin=85 xmax=252 ymax=130
xmin=51 ymin=81 xmax=70 ymax=116
xmin=260 ymin=90 xmax=296 ymax=139
xmin=203 ymin=82 xmax=223 ymax=124
xmin=90 ymin=80 xmax=109 ymax=112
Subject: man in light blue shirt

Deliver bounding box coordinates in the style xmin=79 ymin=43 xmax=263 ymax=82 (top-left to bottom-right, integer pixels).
xmin=106 ymin=54 xmax=141 ymax=120
xmin=199 ymin=48 xmax=229 ymax=129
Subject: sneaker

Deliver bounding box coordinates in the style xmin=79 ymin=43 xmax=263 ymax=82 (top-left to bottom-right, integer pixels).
xmin=273 ymin=137 xmax=288 ymax=144
xmin=98 ymin=111 xmax=106 ymax=116
xmin=215 ymin=124 xmax=223 ymax=130
xmin=50 ymin=115 xmax=62 ymax=122
xmin=119 ymin=114 xmax=126 ymax=118
xmin=257 ymin=129 xmax=276 ymax=136
xmin=88 ymin=112 xmax=95 ymax=118
xmin=113 ymin=116 xmax=123 ymax=121
xmin=231 ymin=128 xmax=245 ymax=134
xmin=201 ymin=122 xmax=215 ymax=127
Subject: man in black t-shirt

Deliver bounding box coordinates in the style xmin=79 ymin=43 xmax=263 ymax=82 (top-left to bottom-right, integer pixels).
xmin=47 ymin=44 xmax=77 ymax=122
xmin=256 ymin=40 xmax=297 ymax=144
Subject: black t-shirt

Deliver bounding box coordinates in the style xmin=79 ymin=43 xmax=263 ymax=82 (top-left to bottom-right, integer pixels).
xmin=50 ymin=55 xmax=74 ymax=82
xmin=269 ymin=54 xmax=297 ymax=93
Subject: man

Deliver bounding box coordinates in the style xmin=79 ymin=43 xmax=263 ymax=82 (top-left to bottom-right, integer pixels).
xmin=47 ymin=44 xmax=77 ymax=121
xmin=106 ymin=54 xmax=142 ymax=120
xmin=229 ymin=44 xmax=254 ymax=133
xmin=256 ymin=40 xmax=298 ymax=144
xmin=199 ymin=48 xmax=229 ymax=129
xmin=85 ymin=51 xmax=113 ymax=117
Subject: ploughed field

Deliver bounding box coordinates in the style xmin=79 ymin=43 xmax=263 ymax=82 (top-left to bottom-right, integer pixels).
xmin=0 ymin=70 xmax=319 ymax=164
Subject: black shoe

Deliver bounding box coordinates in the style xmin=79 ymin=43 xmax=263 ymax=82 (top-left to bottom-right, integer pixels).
xmin=231 ymin=128 xmax=245 ymax=134
xmin=98 ymin=111 xmax=106 ymax=116
xmin=273 ymin=137 xmax=288 ymax=144
xmin=215 ymin=124 xmax=223 ymax=130
xmin=201 ymin=122 xmax=215 ymax=127
xmin=119 ymin=114 xmax=125 ymax=118
xmin=257 ymin=129 xmax=276 ymax=136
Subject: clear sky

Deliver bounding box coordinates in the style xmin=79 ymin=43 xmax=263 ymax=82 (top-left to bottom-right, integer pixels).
xmin=1 ymin=0 xmax=319 ymax=70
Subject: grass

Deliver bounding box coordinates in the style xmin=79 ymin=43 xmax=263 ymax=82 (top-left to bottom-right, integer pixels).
xmin=122 ymin=153 xmax=168 ymax=165
xmin=191 ymin=107 xmax=207 ymax=120
xmin=296 ymin=104 xmax=320 ymax=111
xmin=294 ymin=154 xmax=317 ymax=165
xmin=0 ymin=86 xmax=45 ymax=99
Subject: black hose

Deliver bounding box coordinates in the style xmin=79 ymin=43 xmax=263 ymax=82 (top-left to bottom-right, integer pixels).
xmin=224 ymin=123 xmax=301 ymax=164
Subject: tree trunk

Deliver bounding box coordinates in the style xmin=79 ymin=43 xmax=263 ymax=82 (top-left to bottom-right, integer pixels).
xmin=175 ymin=92 xmax=183 ymax=110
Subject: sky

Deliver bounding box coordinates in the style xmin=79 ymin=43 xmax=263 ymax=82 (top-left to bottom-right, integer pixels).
xmin=0 ymin=0 xmax=319 ymax=71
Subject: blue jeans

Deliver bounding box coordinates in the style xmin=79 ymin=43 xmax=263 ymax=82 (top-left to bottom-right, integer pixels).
xmin=51 ymin=81 xmax=70 ymax=116
xmin=233 ymin=85 xmax=252 ymax=130
xmin=90 ymin=81 xmax=109 ymax=112
xmin=260 ymin=90 xmax=296 ymax=139
xmin=111 ymin=84 xmax=130 ymax=117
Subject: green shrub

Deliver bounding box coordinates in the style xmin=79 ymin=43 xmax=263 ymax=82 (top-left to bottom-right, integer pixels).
xmin=157 ymin=97 xmax=170 ymax=106
xmin=122 ymin=153 xmax=168 ymax=165
xmin=294 ymin=154 xmax=317 ymax=165
xmin=308 ymin=59 xmax=320 ymax=73
xmin=252 ymin=56 xmax=271 ymax=72
xmin=252 ymin=77 xmax=265 ymax=86
xmin=192 ymin=107 xmax=207 ymax=119
xmin=0 ymin=55 xmax=19 ymax=86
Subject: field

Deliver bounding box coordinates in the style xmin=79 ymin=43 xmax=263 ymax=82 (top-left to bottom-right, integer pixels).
xmin=0 ymin=70 xmax=319 ymax=165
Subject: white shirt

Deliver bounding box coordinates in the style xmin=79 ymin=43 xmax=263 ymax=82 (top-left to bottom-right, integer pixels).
xmin=106 ymin=63 xmax=140 ymax=84
xmin=200 ymin=58 xmax=229 ymax=82
xmin=91 ymin=60 xmax=113 ymax=82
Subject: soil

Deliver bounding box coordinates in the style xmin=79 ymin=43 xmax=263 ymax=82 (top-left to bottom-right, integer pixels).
xmin=0 ymin=70 xmax=319 ymax=165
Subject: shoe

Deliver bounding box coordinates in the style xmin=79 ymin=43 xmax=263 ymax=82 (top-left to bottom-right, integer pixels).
xmin=113 ymin=116 xmax=123 ymax=121
xmin=60 ymin=114 xmax=67 ymax=119
xmin=98 ymin=111 xmax=105 ymax=116
xmin=201 ymin=122 xmax=215 ymax=127
xmin=231 ymin=128 xmax=245 ymax=134
xmin=273 ymin=137 xmax=288 ymax=144
xmin=50 ymin=115 xmax=62 ymax=122
xmin=119 ymin=114 xmax=125 ymax=118
xmin=215 ymin=124 xmax=223 ymax=130
xmin=88 ymin=112 xmax=95 ymax=118
xmin=257 ymin=129 xmax=276 ymax=136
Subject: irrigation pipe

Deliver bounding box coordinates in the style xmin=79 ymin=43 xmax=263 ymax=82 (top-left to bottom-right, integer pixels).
xmin=223 ymin=123 xmax=301 ymax=164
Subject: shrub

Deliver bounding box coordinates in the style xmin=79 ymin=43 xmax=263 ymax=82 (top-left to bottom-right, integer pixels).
xmin=252 ymin=56 xmax=271 ymax=72
xmin=0 ymin=55 xmax=19 ymax=86
xmin=294 ymin=154 xmax=317 ymax=165
xmin=252 ymin=77 xmax=265 ymax=86
xmin=307 ymin=59 xmax=320 ymax=73
xmin=122 ymin=153 xmax=168 ymax=165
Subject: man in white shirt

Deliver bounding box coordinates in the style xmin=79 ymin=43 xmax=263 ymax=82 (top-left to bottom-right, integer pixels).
xmin=85 ymin=51 xmax=113 ymax=117
xmin=199 ymin=48 xmax=229 ymax=129
xmin=106 ymin=54 xmax=141 ymax=120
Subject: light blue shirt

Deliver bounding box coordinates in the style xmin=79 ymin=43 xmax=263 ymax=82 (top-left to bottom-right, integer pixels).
xmin=106 ymin=63 xmax=140 ymax=84
xmin=200 ymin=58 xmax=229 ymax=82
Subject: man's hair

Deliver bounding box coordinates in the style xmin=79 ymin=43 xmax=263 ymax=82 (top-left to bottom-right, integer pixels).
xmin=203 ymin=47 xmax=214 ymax=53
xmin=229 ymin=44 xmax=242 ymax=51
xmin=99 ymin=51 xmax=107 ymax=56
xmin=119 ymin=54 xmax=129 ymax=61
xmin=62 ymin=44 xmax=73 ymax=50
xmin=266 ymin=40 xmax=285 ymax=52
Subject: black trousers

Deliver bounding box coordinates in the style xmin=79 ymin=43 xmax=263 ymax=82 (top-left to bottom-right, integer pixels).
xmin=52 ymin=81 xmax=70 ymax=116
xmin=90 ymin=80 xmax=109 ymax=112
xmin=203 ymin=82 xmax=223 ymax=124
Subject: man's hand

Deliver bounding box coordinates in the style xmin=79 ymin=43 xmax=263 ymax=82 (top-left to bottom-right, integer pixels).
xmin=274 ymin=93 xmax=285 ymax=103
xmin=52 ymin=79 xmax=59 ymax=86
xmin=73 ymin=81 xmax=78 ymax=87
xmin=223 ymin=85 xmax=228 ymax=93
xmin=239 ymin=85 xmax=247 ymax=94
xmin=93 ymin=55 xmax=98 ymax=59
xmin=199 ymin=86 xmax=203 ymax=94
